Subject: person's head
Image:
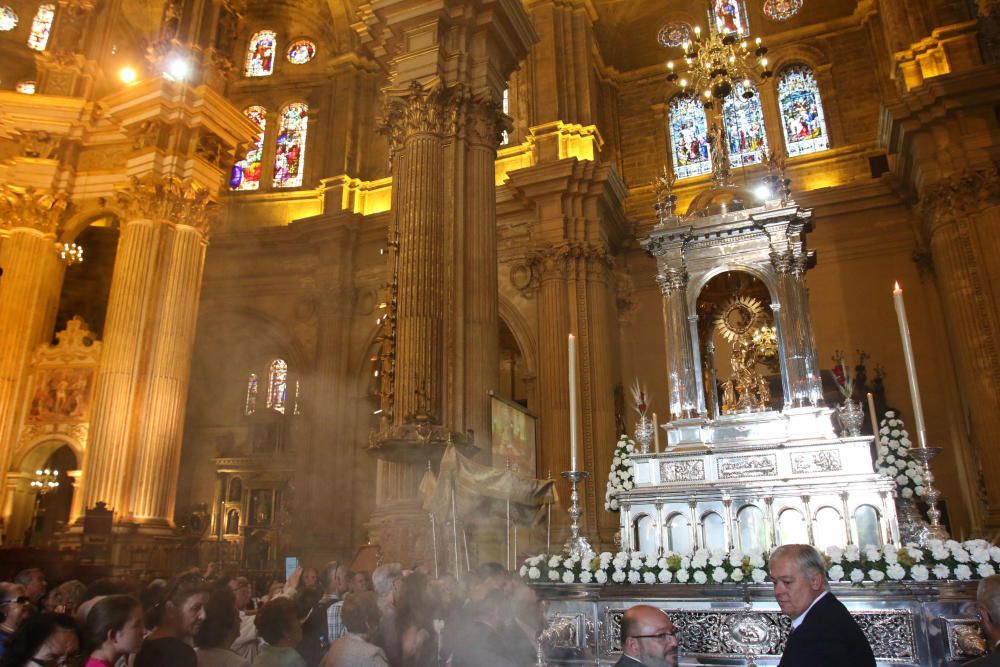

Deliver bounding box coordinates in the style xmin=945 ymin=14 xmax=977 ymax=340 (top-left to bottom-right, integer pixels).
xmin=341 ymin=591 xmax=380 ymax=637
xmin=254 ymin=597 xmax=302 ymax=647
xmin=769 ymin=544 xmax=829 ymax=619
xmin=14 ymin=568 xmax=47 ymax=604
xmin=0 ymin=583 xmax=29 ymax=630
xmin=227 ymin=577 xmax=253 ymax=611
xmin=301 ymin=567 xmax=319 ymax=590
xmin=348 ymin=571 xmax=370 ymax=595
xmin=467 ymin=562 xmax=507 ymax=603
xmin=976 ymin=575 xmax=1000 ymax=644
xmin=46 ymin=581 xmax=86 ymax=615
xmin=84 ymin=595 xmax=144 ymax=659
xmin=372 ymin=563 xmax=403 ymax=603
xmin=396 ymin=572 xmax=435 ymax=632
xmin=0 ymin=612 xmax=79 ymax=667
xmin=619 ymin=605 xmax=679 ymax=667
xmin=148 ymin=573 xmax=209 ymax=639
xmin=320 ymin=562 xmax=349 ymax=597
xmin=195 ymin=588 xmax=241 ymax=650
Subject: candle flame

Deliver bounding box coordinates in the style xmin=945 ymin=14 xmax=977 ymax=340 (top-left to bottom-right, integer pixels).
xmin=894 ymin=281 xmax=901 ymax=292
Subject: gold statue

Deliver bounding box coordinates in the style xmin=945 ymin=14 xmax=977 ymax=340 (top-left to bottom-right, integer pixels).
xmin=715 ymin=296 xmax=775 ymax=414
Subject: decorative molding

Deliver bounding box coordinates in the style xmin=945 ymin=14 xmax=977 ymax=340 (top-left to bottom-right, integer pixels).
xmin=918 ymin=165 xmax=1000 ymax=228
xmin=11 ymin=130 xmax=64 ymax=160
xmin=530 ymin=242 xmax=615 ymax=281
xmin=115 ymin=174 xmax=219 ymax=232
xmin=718 ymin=454 xmax=778 ymax=479
xmin=791 ymin=449 xmax=842 ymax=474
xmin=0 ymin=186 xmax=70 ymax=235
xmin=33 ymin=316 xmax=101 ymax=366
xmin=660 ymin=459 xmax=706 ymax=482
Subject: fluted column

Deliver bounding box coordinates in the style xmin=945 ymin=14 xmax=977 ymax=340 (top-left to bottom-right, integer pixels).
xmin=0 ymin=188 xmax=68 ymax=491
xmin=770 ymin=249 xmax=822 ymax=407
xmin=657 ymin=266 xmax=699 ymax=420
xmin=535 ymin=247 xmax=572 ymax=488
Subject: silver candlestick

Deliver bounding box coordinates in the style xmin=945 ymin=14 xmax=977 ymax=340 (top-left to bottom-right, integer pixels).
xmin=561 ymin=470 xmax=593 ymax=558
xmin=634 ymin=414 xmax=654 ymax=454
xmin=909 ymin=446 xmax=949 ymax=542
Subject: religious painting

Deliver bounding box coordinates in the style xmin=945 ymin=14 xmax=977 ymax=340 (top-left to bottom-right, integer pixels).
xmin=28 ymin=367 xmax=93 ymax=422
xmin=777 ymin=64 xmax=830 ymax=157
xmin=286 ymin=39 xmax=316 ymax=64
xmin=669 ymin=93 xmax=712 ymax=180
xmin=230 ymin=106 xmax=266 ymax=191
xmin=711 ymin=0 xmax=748 ymax=37
xmin=273 ymin=103 xmax=308 ymax=188
xmin=27 ymin=3 xmax=53 ymax=51
xmin=244 ymin=29 xmax=276 ymax=77
xmin=490 ymin=393 xmax=537 ymax=478
xmin=723 ymin=82 xmax=768 ymax=167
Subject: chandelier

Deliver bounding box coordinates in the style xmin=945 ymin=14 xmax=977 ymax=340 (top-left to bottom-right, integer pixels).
xmin=30 ymin=468 xmax=60 ymax=495
xmin=666 ymin=24 xmax=771 ymax=103
xmin=58 ymin=242 xmax=83 ymax=266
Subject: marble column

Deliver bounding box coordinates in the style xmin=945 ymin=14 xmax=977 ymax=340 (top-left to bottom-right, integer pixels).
xmin=770 ymin=248 xmax=821 ymax=407
xmin=0 ymin=188 xmax=68 ymax=492
xmin=657 ymin=266 xmax=699 ymax=420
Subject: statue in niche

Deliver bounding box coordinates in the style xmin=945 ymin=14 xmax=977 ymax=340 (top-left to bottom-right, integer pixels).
xmin=715 ymin=296 xmax=776 ymax=413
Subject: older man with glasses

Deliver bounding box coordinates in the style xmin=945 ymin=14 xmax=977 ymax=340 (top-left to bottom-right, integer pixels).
xmin=616 ymin=604 xmax=679 ymax=667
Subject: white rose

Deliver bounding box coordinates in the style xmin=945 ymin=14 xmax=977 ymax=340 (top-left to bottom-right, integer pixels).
xmin=676 ymin=569 xmax=690 ymax=583
xmin=883 ymin=549 xmax=899 ymax=565
xmin=880 ymin=427 xmax=890 ymax=435
xmin=630 ymin=557 xmax=644 ymax=570
xmin=643 ymin=571 xmax=657 ymax=584
xmin=680 ymin=556 xmax=692 ymax=570
xmin=612 ymin=570 xmax=626 ymax=583
xmin=973 ymin=548 xmax=991 ymax=564
xmin=900 ymin=438 xmax=912 ymax=446
xmin=549 ymin=556 xmax=561 ymax=568
xmin=730 ymin=568 xmax=745 ymax=582
xmin=658 ymin=569 xmax=673 ymax=583
xmin=564 ymin=558 xmax=576 ymax=569
xmin=979 ymin=564 xmax=996 ymax=578
xmin=693 ymin=571 xmax=708 ymax=584
xmin=906 ymin=468 xmax=918 ymax=479
xmin=953 ymin=548 xmax=971 ymax=563
xmin=901 ymin=487 xmax=914 ymax=499
xmin=562 ymin=570 xmax=575 ymax=584
xmin=628 ymin=570 xmax=641 ymax=584
xmin=886 ymin=455 xmax=896 ymax=464
xmin=844 ymin=545 xmax=861 ymax=562
xmin=885 ymin=411 xmax=896 ymax=418
xmin=579 ymin=570 xmax=593 ymax=584
xmin=886 ymin=465 xmax=899 ymax=476
xmin=932 ymin=564 xmax=950 ymax=579
xmin=990 ymin=546 xmax=1000 ymax=563
xmin=692 ymin=555 xmax=708 ymax=569
xmin=623 ymin=481 xmax=633 ymax=490
xmin=709 ymin=552 xmax=725 ymax=567
xmin=826 ymin=546 xmax=844 ymax=564
xmin=729 ymin=554 xmax=744 ymax=568
xmin=869 ymin=569 xmax=886 ymax=583
xmin=548 ymin=570 xmax=561 ymax=581
xmin=828 ymin=565 xmax=845 ymax=581
xmin=891 ymin=430 xmax=901 ymax=437
xmin=595 ymin=570 xmax=608 ymax=584
xmin=712 ymin=567 xmax=728 ymax=582
xmin=750 ymin=555 xmax=766 ymax=569
xmin=519 ymin=565 xmax=528 ymax=577
xmin=850 ymin=569 xmax=865 ymax=583
xmin=955 ymin=564 xmax=973 ymax=580
xmin=906 ymin=546 xmax=924 ymax=561
xmin=752 ymin=568 xmax=767 ymax=583
xmin=878 ymin=446 xmax=889 ymax=456
xmin=887 ymin=564 xmax=906 ymax=580
xmin=911 ymin=565 xmax=929 ymax=581
xmin=528 ymin=567 xmax=540 ymax=580
xmin=609 ymin=499 xmax=620 ymax=510
xmin=864 ymin=547 xmax=882 ymax=562
xmin=896 ymin=475 xmax=909 ymax=486
xmin=914 ymin=486 xmax=925 ymax=496
xmin=645 ymin=555 xmax=659 ymax=568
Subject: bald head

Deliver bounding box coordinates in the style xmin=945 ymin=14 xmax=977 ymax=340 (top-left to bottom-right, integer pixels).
xmin=620 ymin=605 xmax=679 ymax=667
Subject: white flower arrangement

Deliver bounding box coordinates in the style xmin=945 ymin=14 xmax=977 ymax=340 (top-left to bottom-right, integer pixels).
xmin=604 ymin=435 xmax=637 ymax=511
xmin=875 ymin=411 xmax=925 ymax=499
xmin=518 ymin=539 xmax=1000 ymax=586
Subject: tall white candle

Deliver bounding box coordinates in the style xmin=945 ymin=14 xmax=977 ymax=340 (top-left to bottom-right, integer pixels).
xmin=893 ymin=282 xmax=929 ymax=449
xmin=568 ymin=334 xmax=578 ymax=471
xmin=652 ymin=412 xmax=660 ymax=452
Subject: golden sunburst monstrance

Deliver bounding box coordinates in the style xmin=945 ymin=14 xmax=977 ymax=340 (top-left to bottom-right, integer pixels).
xmin=714 ymin=295 xmax=767 ymax=344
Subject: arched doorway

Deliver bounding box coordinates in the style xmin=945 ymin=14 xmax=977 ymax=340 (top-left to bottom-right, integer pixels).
xmin=6 ymin=442 xmax=79 ymax=547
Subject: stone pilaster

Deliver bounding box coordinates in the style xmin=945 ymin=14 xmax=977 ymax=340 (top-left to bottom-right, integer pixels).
xmin=0 ymin=187 xmax=68 ymax=500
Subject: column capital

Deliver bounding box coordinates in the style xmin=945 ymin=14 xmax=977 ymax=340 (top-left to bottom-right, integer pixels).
xmin=530 ymin=241 xmax=614 ymax=281
xmin=0 ymin=185 xmax=70 ymax=236
xmin=656 ymin=266 xmax=688 ymax=296
xmin=115 ymin=174 xmax=219 ymax=234
xmin=917 ymin=164 xmax=1000 ymax=229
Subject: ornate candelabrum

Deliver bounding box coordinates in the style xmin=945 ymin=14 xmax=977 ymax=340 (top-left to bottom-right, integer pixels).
xmin=909 ymin=446 xmax=949 ymax=542
xmin=27 ymin=468 xmax=59 ymax=545
xmin=561 ymin=470 xmax=593 ymax=558
xmin=666 ymin=24 xmax=771 ymax=102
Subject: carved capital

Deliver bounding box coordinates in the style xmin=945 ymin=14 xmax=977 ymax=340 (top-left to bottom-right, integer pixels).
xmin=115 ymin=175 xmax=219 ymax=233
xmin=530 ymin=242 xmax=614 ymax=282
xmin=918 ymin=165 xmax=1000 ymax=228
xmin=381 ymin=83 xmax=460 ymax=150
xmin=466 ymin=98 xmax=508 ymax=149
xmin=0 ymin=185 xmax=70 ymax=235
xmin=770 ymin=248 xmax=793 ymax=274
xmin=656 ymin=266 xmax=688 ymax=296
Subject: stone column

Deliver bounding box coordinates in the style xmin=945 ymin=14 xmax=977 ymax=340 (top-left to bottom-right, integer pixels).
xmin=534 ymin=246 xmax=572 ymax=487
xmin=770 ymin=242 xmax=822 ymax=408
xmin=81 ymin=176 xmax=216 ymax=528
xmin=0 ymin=188 xmax=68 ymax=489
xmin=657 ymin=266 xmax=699 ymax=420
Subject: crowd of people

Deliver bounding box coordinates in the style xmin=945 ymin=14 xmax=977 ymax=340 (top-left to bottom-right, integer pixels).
xmin=0 ymin=560 xmax=544 ymax=667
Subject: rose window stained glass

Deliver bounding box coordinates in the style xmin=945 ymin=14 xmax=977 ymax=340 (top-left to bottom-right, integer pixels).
xmin=777 ymin=64 xmax=830 ymax=157
xmin=273 ymin=102 xmax=308 ymax=188
xmin=230 ymin=106 xmax=267 ymax=191
xmin=16 ymin=80 xmax=36 ymax=94
xmin=669 ymin=93 xmax=712 ymax=180
xmin=286 ymin=39 xmax=316 ymax=64
xmin=27 ymin=3 xmax=54 ymax=51
xmin=0 ymin=7 xmax=18 ymax=31
xmin=723 ymin=82 xmax=768 ymax=167
xmin=712 ymin=0 xmax=749 ymax=37
xmin=266 ymin=359 xmax=287 ymax=413
xmin=245 ymin=29 xmax=276 ymax=77
xmin=657 ymin=21 xmax=691 ymax=48
xmin=763 ymin=0 xmax=803 ymax=21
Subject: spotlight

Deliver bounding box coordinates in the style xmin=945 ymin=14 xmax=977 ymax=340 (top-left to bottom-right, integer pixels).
xmin=119 ymin=66 xmax=137 ymax=85
xmin=165 ymin=57 xmax=190 ymax=81
xmin=754 ymin=185 xmax=772 ymax=201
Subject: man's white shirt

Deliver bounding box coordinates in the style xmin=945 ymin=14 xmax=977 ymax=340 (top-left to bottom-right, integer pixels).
xmin=791 ymin=591 xmax=829 ymax=630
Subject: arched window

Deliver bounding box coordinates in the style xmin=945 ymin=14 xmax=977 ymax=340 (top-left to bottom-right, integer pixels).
xmin=736 ymin=505 xmax=769 ymax=551
xmin=231 ymin=106 xmax=267 ymax=191
xmin=665 ymin=513 xmax=692 ymax=553
xmin=777 ymin=65 xmax=830 ymax=157
xmin=700 ymin=511 xmax=726 ymax=550
xmin=225 ymin=508 xmax=240 ymax=535
xmin=27 ymin=3 xmax=54 ymax=51
xmin=854 ymin=505 xmax=882 ymax=549
xmin=723 ymin=83 xmax=768 ymax=167
xmin=266 ymin=359 xmax=287 ymax=413
xmin=245 ymin=29 xmax=276 ymax=77
xmin=244 ymin=372 xmax=258 ymax=415
xmin=273 ymin=102 xmax=308 ymax=188
xmin=814 ymin=506 xmax=845 ymax=550
xmin=669 ymin=94 xmax=712 ymax=180
xmin=0 ymin=7 xmax=19 ymax=31
xmin=712 ymin=0 xmax=749 ymax=37
xmin=777 ymin=508 xmax=808 ymax=545
xmin=632 ymin=514 xmax=655 ymax=553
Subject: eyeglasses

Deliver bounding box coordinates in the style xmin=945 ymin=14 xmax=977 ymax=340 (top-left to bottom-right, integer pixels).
xmin=629 ymin=632 xmax=677 ymax=641
xmin=0 ymin=596 xmax=29 ymax=605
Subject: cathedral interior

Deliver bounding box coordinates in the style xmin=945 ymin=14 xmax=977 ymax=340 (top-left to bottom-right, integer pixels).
xmin=0 ymin=0 xmax=998 ymax=574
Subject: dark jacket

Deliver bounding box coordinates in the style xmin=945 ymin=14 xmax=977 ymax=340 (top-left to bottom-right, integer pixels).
xmin=778 ymin=592 xmax=876 ymax=667
xmin=613 ymin=654 xmax=648 ymax=667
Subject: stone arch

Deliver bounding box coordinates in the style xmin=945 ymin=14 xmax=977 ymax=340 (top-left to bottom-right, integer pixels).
xmin=5 ymin=436 xmax=82 ymax=546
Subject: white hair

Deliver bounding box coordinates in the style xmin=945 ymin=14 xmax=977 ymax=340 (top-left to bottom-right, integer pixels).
xmin=371 ymin=563 xmax=403 ymax=598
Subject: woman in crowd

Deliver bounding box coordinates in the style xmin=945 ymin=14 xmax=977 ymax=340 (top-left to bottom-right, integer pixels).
xmin=134 ymin=573 xmax=209 ymax=667
xmin=194 ymin=588 xmax=250 ymax=667
xmin=252 ymin=598 xmax=304 ymax=667
xmin=0 ymin=584 xmax=30 ymax=658
xmin=45 ymin=581 xmax=86 ymax=617
xmin=83 ymin=595 xmax=145 ymax=667
xmin=0 ymin=613 xmax=79 ymax=667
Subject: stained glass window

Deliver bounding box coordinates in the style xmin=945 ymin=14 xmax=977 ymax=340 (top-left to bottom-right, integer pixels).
xmin=763 ymin=0 xmax=803 ymax=21
xmin=244 ymin=373 xmax=258 ymax=415
xmin=245 ymin=29 xmax=276 ymax=77
xmin=16 ymin=80 xmax=36 ymax=94
xmin=230 ymin=106 xmax=267 ymax=191
xmin=669 ymin=93 xmax=712 ymax=180
xmin=273 ymin=102 xmax=308 ymax=188
xmin=266 ymin=359 xmax=287 ymax=413
xmin=286 ymin=39 xmax=316 ymax=64
xmin=501 ymin=87 xmax=510 ymax=146
xmin=657 ymin=21 xmax=691 ymax=48
xmin=0 ymin=7 xmax=18 ymax=31
xmin=712 ymin=0 xmax=748 ymax=37
xmin=777 ymin=64 xmax=830 ymax=157
xmin=27 ymin=3 xmax=54 ymax=51
xmin=723 ymin=82 xmax=768 ymax=167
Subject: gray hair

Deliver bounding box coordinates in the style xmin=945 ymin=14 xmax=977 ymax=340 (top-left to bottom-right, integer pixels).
xmin=978 ymin=575 xmax=1000 ymax=623
xmin=371 ymin=563 xmax=403 ymax=598
xmin=770 ymin=544 xmax=829 ymax=587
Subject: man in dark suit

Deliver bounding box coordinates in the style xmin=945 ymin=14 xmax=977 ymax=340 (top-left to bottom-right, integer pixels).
xmin=615 ymin=604 xmax=679 ymax=667
xmin=769 ymin=544 xmax=875 ymax=667
xmin=967 ymin=574 xmax=1000 ymax=666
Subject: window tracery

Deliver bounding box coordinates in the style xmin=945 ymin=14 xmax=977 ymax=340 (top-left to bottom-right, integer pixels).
xmin=273 ymin=102 xmax=308 ymax=188
xmin=777 ymin=64 xmax=830 ymax=157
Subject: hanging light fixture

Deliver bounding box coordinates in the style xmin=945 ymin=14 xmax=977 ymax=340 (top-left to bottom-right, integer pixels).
xmin=666 ymin=25 xmax=771 ymax=103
